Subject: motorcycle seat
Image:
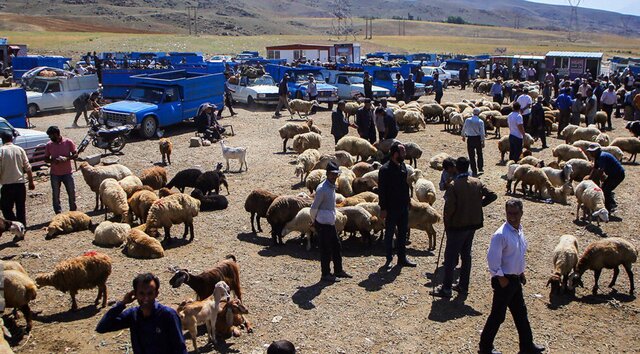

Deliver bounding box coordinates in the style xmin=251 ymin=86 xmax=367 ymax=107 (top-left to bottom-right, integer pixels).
xmin=97 ymin=126 xmax=129 ymax=138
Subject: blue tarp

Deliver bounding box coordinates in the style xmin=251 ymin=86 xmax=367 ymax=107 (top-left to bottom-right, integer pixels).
xmin=0 ymin=88 xmax=28 ymax=128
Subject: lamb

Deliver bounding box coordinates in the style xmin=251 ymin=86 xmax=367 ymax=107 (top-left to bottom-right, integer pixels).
xmin=517 ymin=156 xmax=544 ymax=167
xmin=568 ymin=237 xmax=637 ymax=296
xmin=449 ymin=113 xmax=464 ymax=134
xmin=305 ymin=169 xmax=326 ymax=194
xmin=421 ymin=103 xmax=444 ymax=122
xmin=177 ymin=282 xmax=231 ymax=351
xmin=169 ymin=255 xmax=242 ymax=300
xmin=158 ymin=187 xmax=177 ymax=198
xmin=220 ymin=140 xmax=247 ymax=172
xmin=3 ymin=269 xmax=37 ymax=331
xmin=561 ymin=159 xmax=593 ymax=182
xmin=0 ymin=217 xmax=25 ymax=241
xmin=552 ymin=144 xmax=588 ymax=163
xmin=312 ymin=151 xmax=356 ymax=169
xmin=404 ymin=142 xmax=423 ymax=168
xmin=145 ymin=193 xmax=200 ymax=243
xmin=281 ymin=208 xmax=347 ymax=250
xmin=545 ymin=182 xmax=575 ymax=205
xmin=338 ymin=206 xmax=378 ymax=243
xmin=350 ymin=161 xmax=380 ymax=178
xmin=35 ymin=251 xmax=112 ymax=311
xmin=244 ymin=189 xmax=279 ymax=233
xmin=117 ymin=175 xmax=143 ymax=198
xmin=336 ymin=166 xmax=356 ymax=197
xmin=512 ymin=165 xmax=554 ymax=198
xmin=195 ymin=169 xmax=229 ymax=195
xmin=266 ymin=195 xmax=312 ymax=244
xmin=45 ymin=211 xmax=93 ymax=239
xmin=542 ymin=163 xmax=573 ymax=187
xmin=547 ymin=235 xmax=579 ymax=296
xmin=497 ymin=134 xmax=534 ymax=162
xmin=79 ymin=162 xmax=132 ymax=210
xmin=414 ymin=178 xmax=436 ymax=205
xmin=123 ymin=228 xmax=164 ymax=259
xmin=601 ymin=146 xmax=624 ymax=161
xmin=93 ymin=221 xmax=130 ymax=247
xmin=374 ymin=139 xmax=401 ymax=155
xmin=572 ymin=140 xmax=597 ymax=152
xmin=559 ymin=124 xmax=579 ymax=141
xmin=292 ymin=132 xmax=321 ymax=154
xmin=166 ymin=168 xmax=202 ymax=193
xmin=566 ymin=126 xmax=602 ymax=144
xmin=335 ymin=136 xmax=378 ymax=162
xmin=191 ymin=189 xmax=228 ymax=211
xmin=159 ymin=137 xmax=173 ymax=165
xmin=574 ymin=180 xmax=609 ymax=225
xmin=139 ymin=166 xmax=168 ymax=190
xmin=205 ymin=281 xmax=232 ymax=344
xmin=408 ymin=199 xmax=442 ymax=251
xmin=128 ymin=189 xmax=158 ymax=224
xmin=337 ymin=191 xmax=379 ymax=207
xmin=99 ymin=178 xmax=129 ymax=222
xmin=610 ymin=137 xmax=640 ymax=163
xmin=295 ymin=149 xmax=321 ymax=182
xmin=288 ymin=99 xmax=319 ymax=119
xmin=429 ymin=152 xmax=452 ymax=171
xmin=278 ymin=120 xmax=322 ymax=152
xmin=352 ymin=176 xmax=378 ymax=195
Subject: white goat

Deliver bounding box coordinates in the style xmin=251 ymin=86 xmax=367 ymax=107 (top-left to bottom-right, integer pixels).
xmin=206 ymin=281 xmax=231 ymax=344
xmin=220 ymin=140 xmax=248 ymax=172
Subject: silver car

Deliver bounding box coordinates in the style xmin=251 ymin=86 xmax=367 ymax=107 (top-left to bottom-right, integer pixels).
xmin=0 ymin=117 xmax=49 ymax=168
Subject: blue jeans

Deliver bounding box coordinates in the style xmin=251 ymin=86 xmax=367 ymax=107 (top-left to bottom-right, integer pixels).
xmin=384 ymin=208 xmax=409 ymax=261
xmin=509 ymin=135 xmax=523 ymax=162
xmin=51 ymin=173 xmax=76 ymax=214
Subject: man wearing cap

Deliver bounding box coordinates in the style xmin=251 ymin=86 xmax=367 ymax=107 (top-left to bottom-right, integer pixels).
xmin=556 ymin=88 xmax=573 ymax=137
xmin=310 ymin=161 xmax=351 ymax=282
xmin=600 ymin=84 xmax=617 ymax=131
xmin=378 ymin=143 xmax=416 ymax=270
xmin=461 ymin=108 xmax=485 ymax=176
xmin=45 ymin=126 xmax=77 ymax=214
xmin=274 ymin=74 xmax=290 ymax=118
xmin=530 ymin=96 xmax=548 ymax=149
xmin=355 ymin=98 xmax=376 ymax=144
xmin=587 ymin=144 xmax=625 ymax=213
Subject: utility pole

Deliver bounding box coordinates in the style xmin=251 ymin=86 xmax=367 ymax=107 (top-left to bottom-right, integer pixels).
xmin=567 ymin=0 xmax=582 ymax=42
xmin=187 ymin=6 xmax=191 ymax=35
xmin=187 ymin=5 xmax=197 ymax=36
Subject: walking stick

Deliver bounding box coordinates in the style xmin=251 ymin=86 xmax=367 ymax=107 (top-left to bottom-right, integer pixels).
xmin=431 ymin=229 xmax=447 ymax=300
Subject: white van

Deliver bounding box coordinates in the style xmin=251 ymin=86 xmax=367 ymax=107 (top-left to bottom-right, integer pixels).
xmin=25 ymin=72 xmax=99 ymax=116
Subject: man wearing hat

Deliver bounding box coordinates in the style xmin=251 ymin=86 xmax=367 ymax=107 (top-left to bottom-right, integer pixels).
xmin=587 ymin=144 xmax=625 ymax=214
xmin=378 ymin=143 xmax=416 ymax=270
xmin=600 ymin=84 xmax=617 ymax=131
xmin=461 ymin=107 xmax=485 ymax=176
xmin=310 ymin=161 xmax=351 ymax=282
xmin=274 ymin=74 xmax=290 ymax=118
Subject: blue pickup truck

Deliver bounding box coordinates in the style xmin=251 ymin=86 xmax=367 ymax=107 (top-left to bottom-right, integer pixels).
xmin=362 ymin=65 xmax=426 ymax=100
xmin=266 ymin=64 xmax=339 ymax=109
xmin=99 ymin=70 xmax=225 ymax=139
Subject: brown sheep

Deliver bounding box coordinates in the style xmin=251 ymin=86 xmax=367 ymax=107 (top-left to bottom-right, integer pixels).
xmin=244 ymin=189 xmax=279 ymax=233
xmin=266 ymin=195 xmax=313 ymax=245
xmin=140 ymin=166 xmax=168 ymax=190
xmin=159 ymin=138 xmax=173 ymax=165
xmin=4 ymin=269 xmax=37 ymax=331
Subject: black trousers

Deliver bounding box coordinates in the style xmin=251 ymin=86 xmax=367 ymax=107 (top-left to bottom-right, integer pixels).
xmin=73 ymin=102 xmax=88 ymax=125
xmin=315 ymin=221 xmax=343 ymax=276
xmin=1 ymin=183 xmax=27 ymax=226
xmin=435 ymin=92 xmax=443 ymax=104
xmin=217 ymin=94 xmax=235 ymax=117
xmin=509 ymin=135 xmax=523 ymax=162
xmin=442 ymin=229 xmax=475 ymax=291
xmin=384 ymin=208 xmax=409 ymax=261
xmin=466 ymin=136 xmax=483 ymax=175
xmin=558 ymin=108 xmax=570 ymax=138
xmin=602 ymin=172 xmax=624 ymax=211
xmin=522 ymin=114 xmax=531 ymax=133
xmin=493 ymin=94 xmax=504 ymax=105
xmin=479 ymin=276 xmax=534 ymax=352
xmin=602 ymin=103 xmax=614 ymax=129
xmin=535 ymin=127 xmax=547 ymax=147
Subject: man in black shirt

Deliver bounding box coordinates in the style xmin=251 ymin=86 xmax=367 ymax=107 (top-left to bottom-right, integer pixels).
xmin=404 ymin=74 xmax=415 ymax=102
xmin=72 ymin=91 xmax=100 ymax=127
xmin=274 ymin=74 xmax=290 ymax=118
xmin=355 ymin=98 xmax=376 ymax=144
xmin=331 ymin=101 xmax=354 ymax=144
xmin=363 ymin=71 xmax=373 ymax=100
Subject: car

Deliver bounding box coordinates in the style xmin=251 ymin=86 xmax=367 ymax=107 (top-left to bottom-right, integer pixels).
xmin=227 ymin=74 xmax=280 ymax=106
xmin=327 ymin=72 xmax=389 ymax=100
xmin=421 ymin=66 xmax=451 ymax=88
xmin=0 ymin=117 xmax=49 ymax=168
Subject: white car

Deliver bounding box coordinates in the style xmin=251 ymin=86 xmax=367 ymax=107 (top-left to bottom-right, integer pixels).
xmin=0 ymin=117 xmax=49 ymax=168
xmin=228 ymin=75 xmax=280 ymax=106
xmin=421 ymin=66 xmax=451 ymax=87
xmin=23 ymin=67 xmax=99 ymax=116
xmin=329 ymin=72 xmax=389 ymax=100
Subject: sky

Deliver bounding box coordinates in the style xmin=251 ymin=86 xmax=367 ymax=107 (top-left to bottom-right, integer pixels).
xmin=526 ymin=0 xmax=640 ymax=16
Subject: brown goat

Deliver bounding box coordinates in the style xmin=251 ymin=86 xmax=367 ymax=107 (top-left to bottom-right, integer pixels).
xmin=159 ymin=138 xmax=173 ymax=165
xmin=169 ymin=255 xmax=242 ymax=300
xmin=215 ymin=298 xmax=252 ymax=339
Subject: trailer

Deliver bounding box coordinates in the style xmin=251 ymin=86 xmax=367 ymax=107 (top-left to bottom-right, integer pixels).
xmin=545 ymin=51 xmax=603 ymax=80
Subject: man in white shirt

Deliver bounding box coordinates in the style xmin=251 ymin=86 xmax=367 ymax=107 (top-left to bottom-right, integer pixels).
xmin=462 ymin=108 xmax=485 ymax=176
xmin=507 ymin=102 xmax=525 ymax=162
xmin=478 ymin=199 xmax=545 ymax=354
xmin=600 ymin=84 xmax=617 ymax=131
xmin=516 ymin=89 xmax=533 ymax=133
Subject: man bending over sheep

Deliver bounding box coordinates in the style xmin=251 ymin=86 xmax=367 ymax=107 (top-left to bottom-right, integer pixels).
xmin=586 ymin=144 xmax=625 ymax=214
xmin=96 ymin=273 xmax=187 ymax=354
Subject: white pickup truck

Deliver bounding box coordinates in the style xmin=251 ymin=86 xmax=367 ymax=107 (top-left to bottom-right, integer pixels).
xmin=23 ymin=68 xmax=99 ymax=116
xmin=227 ymin=75 xmax=280 ymax=107
xmin=326 ymin=71 xmax=389 ymax=100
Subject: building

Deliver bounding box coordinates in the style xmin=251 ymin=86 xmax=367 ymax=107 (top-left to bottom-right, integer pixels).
xmin=491 ymin=55 xmax=546 ymax=81
xmin=545 ymin=51 xmax=603 ymax=80
xmin=265 ymin=43 xmax=361 ymax=63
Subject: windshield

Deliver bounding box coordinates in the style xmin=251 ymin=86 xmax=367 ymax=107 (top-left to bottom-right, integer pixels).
xmin=249 ymin=76 xmax=276 ymax=86
xmin=127 ymin=87 xmax=164 ymax=104
xmin=391 ymin=72 xmax=401 ymax=81
xmin=347 ymin=75 xmax=364 ymax=84
xmin=293 ymin=71 xmax=325 ymax=83
xmin=27 ymin=80 xmax=48 ymax=93
xmin=444 ymin=62 xmax=467 ymax=71
xmin=421 ymin=68 xmax=433 ymax=75
xmin=0 ymin=122 xmax=14 ymax=137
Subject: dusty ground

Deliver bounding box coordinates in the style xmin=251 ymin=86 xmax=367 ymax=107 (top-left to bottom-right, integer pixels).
xmin=2 ymin=87 xmax=639 ymax=354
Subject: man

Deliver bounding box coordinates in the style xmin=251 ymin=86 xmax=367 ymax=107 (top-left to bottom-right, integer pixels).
xmin=585 ymin=88 xmax=597 ymax=126
xmin=382 ymin=106 xmax=398 ymax=140
xmin=195 ymin=103 xmax=223 ymax=141
xmin=310 ymin=162 xmax=351 ymax=282
xmin=96 ymin=273 xmax=188 ymax=354
xmin=72 ymin=91 xmax=100 ymax=127
xmin=490 ymin=78 xmax=503 ymax=105
xmin=530 ymin=96 xmax=548 ymax=149
xmin=542 ymin=81 xmax=552 ymax=105
xmin=527 ymin=66 xmax=536 ymax=82
xmin=461 ymin=108 xmax=485 ymax=176
xmin=274 ymin=74 xmax=290 ymax=117
xmin=571 ymin=92 xmax=584 ymax=126
xmin=586 ymin=144 xmax=625 ymax=213
xmin=459 ymin=66 xmax=468 ymax=90
xmin=331 ymin=101 xmax=354 ymax=144
xmin=438 ymin=157 xmax=457 ymax=193
xmin=403 ymin=74 xmax=415 ymax=102
xmin=433 ymin=73 xmax=444 ymax=105
xmin=395 ymin=73 xmax=404 ymax=102
xmin=378 ymin=143 xmax=416 ymax=270
xmin=355 ymin=98 xmax=376 ymax=144
xmin=44 ymin=126 xmax=77 ymax=214
xmin=630 ymin=82 xmax=640 ymax=121
xmin=307 ymin=75 xmax=318 ymax=114
xmin=431 ymin=157 xmax=497 ymax=298
xmin=578 ymin=80 xmax=591 ymax=97
xmin=363 ymin=71 xmax=373 ymax=100
xmin=556 ymin=88 xmax=573 ymax=137
xmin=544 ymin=71 xmax=555 ymax=88
xmin=0 ymin=131 xmax=35 ymax=227
xmin=374 ymin=106 xmax=387 ymax=141
xmin=507 ymin=102 xmax=525 ymax=162
xmin=516 ymin=88 xmax=533 ymax=132
xmin=600 ymin=84 xmax=617 ymax=131
xmin=479 ymin=199 xmax=545 ymax=354
xmin=217 ymin=72 xmax=237 ymax=118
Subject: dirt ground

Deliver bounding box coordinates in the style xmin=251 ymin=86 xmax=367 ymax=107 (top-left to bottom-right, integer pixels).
xmin=2 ymin=87 xmax=639 ymax=354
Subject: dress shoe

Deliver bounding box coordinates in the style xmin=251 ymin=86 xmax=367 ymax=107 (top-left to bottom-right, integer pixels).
xmin=334 ymin=271 xmax=353 ymax=278
xmin=519 ymin=344 xmax=545 ymax=354
xmin=398 ymin=258 xmax=416 ymax=267
xmin=320 ymin=275 xmax=340 ymax=283
xmin=430 ymin=285 xmax=452 ymax=298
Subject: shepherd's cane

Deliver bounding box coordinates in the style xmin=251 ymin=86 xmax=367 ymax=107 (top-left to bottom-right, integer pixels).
xmin=431 ymin=229 xmax=447 ymax=300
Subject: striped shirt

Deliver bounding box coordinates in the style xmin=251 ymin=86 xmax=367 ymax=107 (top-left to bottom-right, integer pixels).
xmin=462 ymin=116 xmax=485 ymax=142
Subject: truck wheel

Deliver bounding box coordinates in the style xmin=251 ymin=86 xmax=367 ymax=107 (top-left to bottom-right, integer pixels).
xmin=108 ymin=136 xmax=127 ymax=153
xmin=27 ymin=104 xmax=38 ymax=117
xmin=247 ymin=96 xmax=256 ymax=109
xmin=443 ymin=79 xmax=449 ymax=89
xmin=140 ymin=116 xmax=157 ymax=139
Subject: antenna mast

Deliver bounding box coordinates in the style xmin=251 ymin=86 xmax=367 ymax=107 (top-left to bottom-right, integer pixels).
xmin=567 ymin=0 xmax=582 ymax=42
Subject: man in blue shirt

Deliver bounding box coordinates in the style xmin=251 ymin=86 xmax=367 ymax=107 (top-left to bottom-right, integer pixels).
xmin=490 ymin=78 xmax=503 ymax=105
xmin=433 ymin=73 xmax=444 ymax=104
xmin=555 ymin=88 xmax=573 ymax=139
xmin=587 ymin=144 xmax=625 ymax=213
xmin=96 ymin=273 xmax=187 ymax=354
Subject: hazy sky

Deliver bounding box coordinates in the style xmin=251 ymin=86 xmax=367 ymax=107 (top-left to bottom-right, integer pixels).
xmin=526 ymin=0 xmax=640 ymax=16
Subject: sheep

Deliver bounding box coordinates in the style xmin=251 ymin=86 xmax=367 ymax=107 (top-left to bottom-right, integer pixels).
xmin=128 ymin=189 xmax=158 ymax=224
xmin=449 ymin=113 xmax=464 ymax=134
xmin=35 ymin=251 xmax=112 ymax=311
xmin=288 ymin=99 xmax=319 ymax=119
xmin=159 ymin=137 xmax=173 ymax=165
xmin=335 ymin=166 xmax=356 ymax=197
xmin=305 ymin=169 xmax=326 ymax=194
xmin=220 ymin=140 xmax=247 ymax=172
xmin=404 ymin=142 xmax=423 ymax=168
xmin=542 ymin=163 xmax=573 ymax=187
xmin=169 ymin=255 xmax=242 ymax=300
xmin=356 ymin=202 xmax=385 ymax=237
xmin=145 ymin=193 xmax=200 ymax=243
xmin=408 ymin=199 xmax=442 ymax=251
xmin=244 ymin=189 xmax=279 ymax=233
xmin=158 ymin=187 xmax=177 ymax=198
xmin=337 ymin=191 xmax=379 ymax=207
xmin=352 ymin=176 xmax=378 ymax=195
xmin=3 ymin=269 xmax=37 ymax=331
xmin=593 ymin=111 xmax=608 ymax=131
xmin=497 ymin=134 xmax=534 ymax=162
xmin=610 ymin=137 xmax=640 ymax=163
xmin=195 ymin=170 xmax=229 ymax=195
xmin=569 ymin=237 xmax=637 ymax=296
xmin=166 ymin=168 xmax=202 ymax=193
xmin=350 ymin=161 xmax=380 ymax=178
xmin=292 ymin=132 xmax=321 ymax=154
xmin=338 ymin=206 xmax=378 ymax=243
xmin=517 ymin=156 xmax=544 ymax=167
xmin=123 ymin=228 xmax=164 ymax=259
xmin=594 ymin=133 xmax=610 ymax=146
xmin=278 ymin=120 xmax=322 ymax=152
xmin=99 ymin=178 xmax=129 ymax=223
xmin=547 ymin=235 xmax=579 ymax=296
xmin=488 ymin=115 xmax=509 ymax=138
xmin=343 ymin=102 xmax=361 ymax=119
xmin=117 ymin=175 xmax=143 ymax=198
xmin=574 ymin=180 xmax=609 ymax=225
xmin=559 ymin=124 xmax=579 ymax=141
xmin=313 ymin=151 xmax=356 ymax=170
xmin=414 ymin=178 xmax=436 ymax=205
xmin=600 ymin=146 xmax=624 ymax=162
xmin=567 ymin=126 xmax=602 ymax=144
xmin=374 ymin=139 xmax=401 ymax=155
xmin=421 ymin=103 xmax=444 ymax=122
xmin=281 ymin=208 xmax=347 ymax=250
xmin=0 ymin=217 xmax=25 ymax=241
xmin=266 ymin=195 xmax=313 ymax=244
xmin=139 ymin=166 xmax=168 ymax=190
xmin=79 ymin=162 xmax=132 ymax=210
xmin=545 ymin=182 xmax=575 ymax=205
xmin=429 ymin=153 xmax=452 ymax=171
xmin=512 ymin=165 xmax=554 ymax=198
xmin=93 ymin=221 xmax=130 ymax=247
xmin=561 ymin=159 xmax=593 ymax=182
xmin=572 ymin=140 xmax=597 ymax=152
xmin=397 ymin=110 xmax=426 ymax=131
xmin=335 ymin=136 xmax=378 ymax=162
xmin=191 ymin=189 xmax=228 ymax=211
xmin=552 ymin=144 xmax=588 ymax=163
xmin=45 ymin=211 xmax=93 ymax=239
xmin=295 ymin=149 xmax=321 ymax=182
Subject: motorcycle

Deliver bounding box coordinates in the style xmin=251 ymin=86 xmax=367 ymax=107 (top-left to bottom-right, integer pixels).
xmin=77 ymin=116 xmax=134 ymax=155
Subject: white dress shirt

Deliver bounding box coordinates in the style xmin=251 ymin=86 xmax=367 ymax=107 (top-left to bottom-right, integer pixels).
xmin=462 ymin=115 xmax=485 ymax=142
xmin=516 ymin=94 xmax=533 ymax=115
xmin=600 ymin=90 xmax=617 ymax=106
xmin=310 ymin=179 xmax=337 ymax=225
xmin=487 ymin=222 xmax=528 ymax=277
xmin=507 ymin=111 xmax=524 ymax=139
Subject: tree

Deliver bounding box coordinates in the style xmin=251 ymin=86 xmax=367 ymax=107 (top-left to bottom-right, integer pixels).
xmin=445 ymin=16 xmax=466 ymax=25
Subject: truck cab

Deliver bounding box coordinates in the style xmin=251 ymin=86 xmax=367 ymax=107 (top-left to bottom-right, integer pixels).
xmin=366 ymin=67 xmax=426 ymax=99
xmin=23 ymin=68 xmax=99 ymax=116
xmin=228 ymin=75 xmax=279 ymax=106
xmin=265 ymin=64 xmax=338 ymax=108
xmin=328 ymin=72 xmax=389 ymax=100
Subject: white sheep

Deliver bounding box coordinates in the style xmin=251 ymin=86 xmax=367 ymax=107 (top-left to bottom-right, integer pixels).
xmin=414 ymin=178 xmax=436 ymax=205
xmin=278 ymin=120 xmax=321 ymax=152
xmin=335 ymin=136 xmax=378 ymax=162
xmin=336 ymin=166 xmax=356 ymax=197
xmin=397 ymin=110 xmax=426 ymax=131
xmin=281 ymin=207 xmax=347 ymax=250
xmin=408 ymin=199 xmax=442 ymax=251
xmin=99 ymin=178 xmax=129 ymax=223
xmin=373 ymin=139 xmax=401 ymax=155
xmin=288 ymin=99 xmax=319 ymax=118
xmin=94 ymin=221 xmax=130 ymax=247
xmin=312 ymin=151 xmax=356 ymax=170
xmin=295 ymin=148 xmax=321 ymax=182
xmin=404 ymin=142 xmax=423 ymax=168
xmin=559 ymin=124 xmax=580 ymax=141
xmin=547 ymin=234 xmax=579 ymax=296
xmin=305 ymin=169 xmax=326 ymax=194
xmin=574 ymin=180 xmax=609 ymax=225
xmin=79 ymin=162 xmax=132 ymax=210
xmin=567 ymin=126 xmax=602 ymax=144
xmin=610 ymin=137 xmax=640 ymax=163
xmin=561 ymin=158 xmax=593 ymax=182
xmin=497 ymin=134 xmax=534 ymax=162
xmin=144 ymin=193 xmax=201 ymax=243
xmin=552 ymin=144 xmax=588 ymax=163
xmin=511 ymin=165 xmax=554 ymax=198
xmin=350 ymin=161 xmax=380 ymax=178
xmin=572 ymin=140 xmax=597 ymax=152
xmin=542 ymin=163 xmax=573 ymax=187
xmin=220 ymin=140 xmax=247 ymax=172
xmin=429 ymin=152 xmax=452 ymax=171
xmin=338 ymin=205 xmax=378 ymax=242
xmin=118 ymin=175 xmax=143 ymax=197
xmin=449 ymin=113 xmax=464 ymax=134
xmin=292 ymin=132 xmax=322 ymax=154
xmin=544 ymin=182 xmax=575 ymax=205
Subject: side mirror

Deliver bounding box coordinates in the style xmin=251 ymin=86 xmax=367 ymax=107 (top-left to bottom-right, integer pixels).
xmin=325 ymin=78 xmax=330 ymax=84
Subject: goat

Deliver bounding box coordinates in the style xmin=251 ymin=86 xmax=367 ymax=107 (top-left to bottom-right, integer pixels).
xmin=220 ymin=140 xmax=247 ymax=172
xmin=169 ymin=255 xmax=242 ymax=300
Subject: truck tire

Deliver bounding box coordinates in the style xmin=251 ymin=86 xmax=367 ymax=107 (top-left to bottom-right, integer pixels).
xmin=140 ymin=116 xmax=157 ymax=139
xmin=247 ymin=96 xmax=256 ymax=109
xmin=27 ymin=104 xmax=38 ymax=117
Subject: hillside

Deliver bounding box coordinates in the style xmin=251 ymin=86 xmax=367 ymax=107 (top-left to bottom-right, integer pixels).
xmin=0 ymin=0 xmax=638 ymax=36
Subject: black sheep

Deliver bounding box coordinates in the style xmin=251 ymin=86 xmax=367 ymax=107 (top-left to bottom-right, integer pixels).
xmin=191 ymin=189 xmax=229 ymax=211
xmin=166 ymin=168 xmax=202 ymax=193
xmin=195 ymin=171 xmax=229 ymax=195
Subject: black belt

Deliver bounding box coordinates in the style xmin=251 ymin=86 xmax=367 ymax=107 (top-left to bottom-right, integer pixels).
xmin=503 ymin=274 xmax=521 ymax=280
